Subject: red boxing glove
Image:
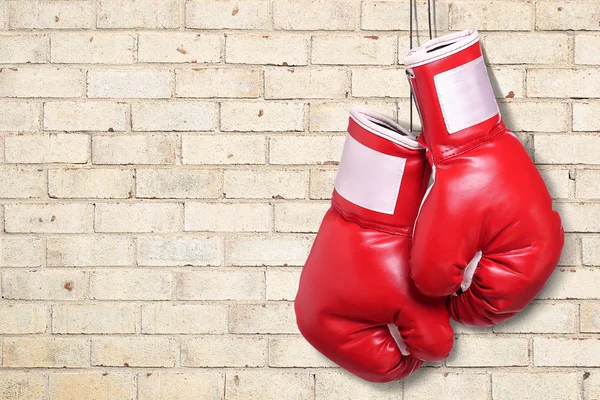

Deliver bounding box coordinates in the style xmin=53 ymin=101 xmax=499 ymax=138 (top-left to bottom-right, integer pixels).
xmin=404 ymin=29 xmax=564 ymax=327
xmin=294 ymin=107 xmax=453 ymax=383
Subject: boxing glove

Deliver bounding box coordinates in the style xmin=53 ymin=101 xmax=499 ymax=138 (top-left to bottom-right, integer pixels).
xmin=404 ymin=29 xmax=564 ymax=327
xmin=294 ymin=107 xmax=453 ymax=383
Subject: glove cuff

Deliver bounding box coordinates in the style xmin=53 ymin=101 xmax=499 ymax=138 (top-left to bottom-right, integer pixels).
xmin=331 ymin=107 xmax=430 ymax=234
xmin=405 ymin=29 xmax=506 ymax=163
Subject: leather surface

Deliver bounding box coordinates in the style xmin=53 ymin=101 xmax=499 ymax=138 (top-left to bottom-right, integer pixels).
xmin=294 ymin=111 xmax=454 ymax=382
xmin=408 ymin=35 xmax=565 ymax=327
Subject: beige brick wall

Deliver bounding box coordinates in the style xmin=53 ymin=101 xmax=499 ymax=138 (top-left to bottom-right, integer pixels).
xmin=0 ymin=0 xmax=598 ymax=399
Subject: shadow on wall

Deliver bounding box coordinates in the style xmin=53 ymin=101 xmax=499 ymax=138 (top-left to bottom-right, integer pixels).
xmin=484 ymin=47 xmax=518 ymax=132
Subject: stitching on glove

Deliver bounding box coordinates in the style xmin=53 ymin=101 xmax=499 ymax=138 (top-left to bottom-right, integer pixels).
xmin=331 ymin=199 xmax=413 ymax=237
xmin=434 ymin=121 xmax=506 ymax=165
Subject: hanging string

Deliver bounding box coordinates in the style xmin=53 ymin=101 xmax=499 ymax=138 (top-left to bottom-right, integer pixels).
xmin=408 ymin=0 xmax=434 ymax=132
xmin=427 ymin=0 xmax=433 ymax=41
xmin=409 ymin=0 xmax=413 ymax=132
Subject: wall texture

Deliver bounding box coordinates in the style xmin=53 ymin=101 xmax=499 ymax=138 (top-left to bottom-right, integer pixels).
xmin=0 ymin=0 xmax=598 ymax=399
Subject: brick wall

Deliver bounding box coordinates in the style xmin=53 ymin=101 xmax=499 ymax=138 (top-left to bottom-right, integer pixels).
xmin=0 ymin=0 xmax=598 ymax=399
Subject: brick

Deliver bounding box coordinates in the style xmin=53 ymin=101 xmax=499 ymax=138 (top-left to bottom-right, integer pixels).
xmin=136 ymin=169 xmax=220 ymax=199
xmin=176 ymin=68 xmax=260 ymax=98
xmin=310 ymin=168 xmax=336 ymax=199
xmin=229 ymin=303 xmax=297 ymax=334
xmin=95 ymin=203 xmax=182 ymax=233
xmin=538 ymin=169 xmax=570 ymax=199
xmin=8 ymin=0 xmax=93 ymax=29
xmin=2 ymin=337 xmax=88 ymax=368
xmin=44 ymin=102 xmax=128 ymax=132
xmin=88 ymin=70 xmax=171 ymax=99
xmin=528 ymin=69 xmax=600 ymax=98
xmin=362 ymin=0 xmax=448 ymax=31
xmin=265 ymin=68 xmax=350 ymax=99
xmin=538 ymin=267 xmax=600 ymax=299
xmin=0 ymin=167 xmax=45 ymax=198
xmin=499 ymin=102 xmax=568 ymax=133
xmin=266 ymin=267 xmax=301 ymax=300
xmin=50 ymin=32 xmax=135 ymax=64
xmin=185 ymin=202 xmax=271 ymax=232
xmin=489 ymin=67 xmax=525 ymax=99
xmin=404 ymin=371 xmax=490 ymax=400
xmin=89 ymin=270 xmax=172 ymax=300
xmin=573 ymin=102 xmax=600 ymax=132
xmin=274 ymin=202 xmax=328 ymax=232
xmin=138 ymin=33 xmax=221 ymax=63
xmin=449 ymin=1 xmax=533 ymax=31
xmin=581 ymin=302 xmax=600 ymax=332
xmin=535 ymin=135 xmax=600 ymax=165
xmin=176 ymin=269 xmax=264 ymax=300
xmin=309 ymin=101 xmax=395 ymax=132
xmin=5 ymin=133 xmax=89 ymax=164
xmin=0 ymin=237 xmax=44 ymax=267
xmin=446 ymin=336 xmax=529 ymax=367
xmin=583 ymin=237 xmax=600 ymax=266
xmin=5 ymin=203 xmax=93 ymax=233
xmin=554 ymin=203 xmax=600 ymax=232
xmin=138 ymin=372 xmax=225 ymax=400
xmin=560 ymin=234 xmax=580 ymax=266
xmin=451 ymin=319 xmax=494 ymax=335
xmin=575 ymin=35 xmax=600 ymax=65
xmin=226 ymin=236 xmax=312 ymax=266
xmin=0 ymin=304 xmax=47 ymax=334
xmin=0 ymin=68 xmax=84 ymax=98
xmin=352 ymin=68 xmax=411 ymax=98
xmin=0 ymin=101 xmax=40 ymax=132
xmin=536 ymin=2 xmax=600 ymax=31
xmin=270 ymin=136 xmax=345 ymax=165
xmin=577 ymin=169 xmax=600 ymax=199
xmin=492 ymin=372 xmax=578 ymax=400
xmin=49 ymin=374 xmax=134 ymax=400
xmin=186 ymin=0 xmax=270 ymax=30
xmin=269 ymin=336 xmax=334 ymax=367
xmin=316 ymin=370 xmax=404 ymax=400
xmin=225 ymin=371 xmax=313 ymax=400
xmin=182 ymin=336 xmax=267 ymax=367
xmin=483 ymin=33 xmax=569 ymax=64
xmin=93 ymin=134 xmax=176 ymax=165
xmin=137 ymin=236 xmax=222 ymax=267
xmin=136 ymin=169 xmax=216 ymax=199
xmin=47 ymin=235 xmax=134 ymax=267
xmin=224 ymin=170 xmax=307 ymax=199
xmin=226 ymin=34 xmax=309 ymax=65
xmin=52 ymin=304 xmax=137 ymax=334
xmin=493 ymin=302 xmax=577 ymax=333
xmin=584 ymin=372 xmax=600 ymax=400
xmin=0 ymin=34 xmax=47 ymax=63
xmin=49 ymin=168 xmax=133 ymax=198
xmin=221 ymin=102 xmax=304 ymax=132
xmin=2 ymin=270 xmax=85 ymax=300
xmin=141 ymin=303 xmax=227 ymax=334
xmin=132 ymin=102 xmax=214 ymax=132
xmin=312 ymin=35 xmax=396 ymax=65
xmin=97 ymin=0 xmax=179 ymax=28
xmin=274 ymin=0 xmax=354 ymax=30
xmin=92 ymin=337 xmax=177 ymax=367
xmin=182 ymin=134 xmax=266 ymax=165
xmin=0 ymin=373 xmax=46 ymax=400
xmin=534 ymin=337 xmax=600 ymax=366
